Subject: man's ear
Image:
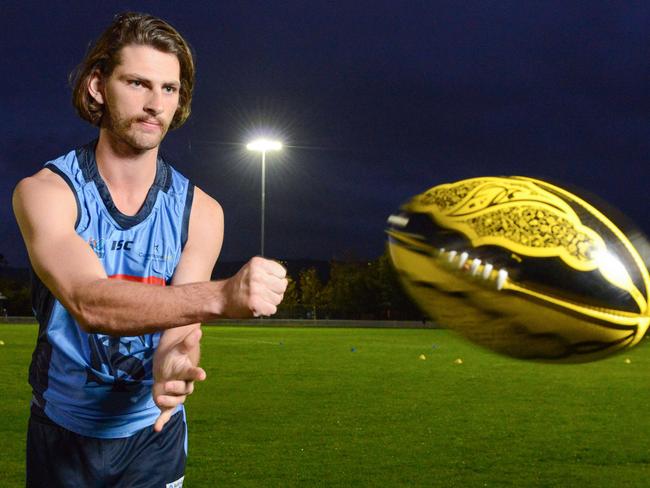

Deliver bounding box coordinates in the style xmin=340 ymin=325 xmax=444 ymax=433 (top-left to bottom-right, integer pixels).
xmin=88 ymin=70 xmax=105 ymax=105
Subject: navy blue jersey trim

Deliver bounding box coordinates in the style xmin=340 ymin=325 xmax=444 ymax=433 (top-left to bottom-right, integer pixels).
xmin=76 ymin=141 xmax=172 ymax=230
xmin=158 ymin=150 xmax=173 ymax=193
xmin=44 ymin=164 xmax=81 ymax=230
xmin=181 ymin=185 xmax=194 ymax=251
xmin=29 ymin=268 xmax=56 ymax=408
xmin=77 ymin=140 xmax=95 ymax=183
xmin=161 ymin=159 xmax=173 ymax=193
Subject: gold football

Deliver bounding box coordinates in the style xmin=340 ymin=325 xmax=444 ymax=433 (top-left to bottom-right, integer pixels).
xmin=386 ymin=176 xmax=650 ymax=362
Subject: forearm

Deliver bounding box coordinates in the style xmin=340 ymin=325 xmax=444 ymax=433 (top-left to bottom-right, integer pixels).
xmin=72 ymin=278 xmax=227 ymax=335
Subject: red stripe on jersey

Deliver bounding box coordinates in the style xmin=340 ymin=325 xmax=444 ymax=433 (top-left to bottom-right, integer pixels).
xmin=108 ymin=274 xmax=166 ymax=286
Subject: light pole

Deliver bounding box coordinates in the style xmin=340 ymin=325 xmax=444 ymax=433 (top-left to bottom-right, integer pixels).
xmin=246 ymin=138 xmax=283 ymax=256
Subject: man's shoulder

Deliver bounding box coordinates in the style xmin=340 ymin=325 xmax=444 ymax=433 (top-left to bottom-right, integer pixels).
xmin=12 ymin=167 xmax=79 ymax=231
xmin=14 ymin=168 xmax=76 ymax=206
xmin=17 ymin=145 xmax=84 ymax=193
xmin=192 ymin=187 xmax=222 ymax=219
xmin=15 ymin=143 xmax=88 ymax=201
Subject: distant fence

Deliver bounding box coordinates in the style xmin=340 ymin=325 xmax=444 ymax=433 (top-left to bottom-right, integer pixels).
xmin=2 ymin=317 xmax=438 ymax=329
xmin=2 ymin=316 xmax=35 ymax=324
xmin=204 ymin=319 xmax=437 ymax=329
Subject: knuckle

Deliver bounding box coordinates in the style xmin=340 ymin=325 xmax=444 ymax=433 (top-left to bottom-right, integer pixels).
xmin=246 ymin=273 xmax=259 ymax=289
xmin=250 ymin=296 xmax=263 ymax=310
xmin=249 ymin=281 xmax=261 ymax=296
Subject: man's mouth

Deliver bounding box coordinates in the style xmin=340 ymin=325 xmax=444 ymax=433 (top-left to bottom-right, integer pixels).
xmin=136 ymin=119 xmax=163 ymax=130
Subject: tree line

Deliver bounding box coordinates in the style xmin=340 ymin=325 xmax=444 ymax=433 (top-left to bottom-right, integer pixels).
xmin=0 ymin=254 xmax=31 ymax=316
xmin=276 ymin=251 xmax=422 ymax=320
xmin=0 ymin=252 xmax=423 ymax=320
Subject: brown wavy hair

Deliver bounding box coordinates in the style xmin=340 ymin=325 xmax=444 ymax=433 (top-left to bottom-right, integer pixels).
xmin=70 ymin=12 xmax=195 ymax=130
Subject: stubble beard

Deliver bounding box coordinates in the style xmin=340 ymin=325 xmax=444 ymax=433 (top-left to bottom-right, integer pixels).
xmin=103 ymin=105 xmax=170 ymax=153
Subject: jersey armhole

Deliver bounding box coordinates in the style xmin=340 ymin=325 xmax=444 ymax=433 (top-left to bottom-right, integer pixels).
xmin=181 ymin=185 xmax=195 ymax=252
xmin=44 ymin=164 xmax=81 ymax=230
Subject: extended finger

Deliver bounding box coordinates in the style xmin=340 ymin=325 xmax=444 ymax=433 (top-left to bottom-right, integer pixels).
xmin=166 ymin=366 xmax=206 ymax=385
xmin=156 ymin=394 xmax=186 ymax=408
xmin=154 ymin=409 xmax=173 ymax=432
xmin=164 ymin=380 xmax=195 ymax=396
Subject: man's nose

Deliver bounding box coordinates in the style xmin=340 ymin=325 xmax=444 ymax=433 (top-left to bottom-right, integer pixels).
xmin=144 ymin=88 xmax=164 ymax=115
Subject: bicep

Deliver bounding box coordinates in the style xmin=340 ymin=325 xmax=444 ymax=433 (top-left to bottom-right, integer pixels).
xmin=171 ymin=187 xmax=224 ymax=286
xmin=13 ymin=173 xmax=107 ymax=308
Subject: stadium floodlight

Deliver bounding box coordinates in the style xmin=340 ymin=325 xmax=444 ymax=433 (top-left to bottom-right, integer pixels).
xmin=246 ymin=138 xmax=283 ymax=256
xmin=246 ymin=139 xmax=283 ymax=152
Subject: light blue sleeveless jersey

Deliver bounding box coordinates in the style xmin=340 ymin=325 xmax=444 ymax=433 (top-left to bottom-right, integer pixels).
xmin=29 ymin=142 xmax=194 ymax=438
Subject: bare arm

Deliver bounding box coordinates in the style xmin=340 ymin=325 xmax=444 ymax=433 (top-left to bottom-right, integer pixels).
xmin=13 ymin=170 xmax=287 ymax=336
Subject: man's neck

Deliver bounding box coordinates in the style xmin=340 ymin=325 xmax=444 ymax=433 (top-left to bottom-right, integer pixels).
xmin=94 ymin=130 xmax=160 ymax=216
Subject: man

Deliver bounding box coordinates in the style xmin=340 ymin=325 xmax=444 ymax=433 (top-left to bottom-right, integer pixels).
xmin=13 ymin=12 xmax=287 ymax=487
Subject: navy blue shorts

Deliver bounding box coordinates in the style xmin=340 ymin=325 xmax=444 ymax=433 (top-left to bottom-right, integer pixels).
xmin=26 ymin=405 xmax=187 ymax=488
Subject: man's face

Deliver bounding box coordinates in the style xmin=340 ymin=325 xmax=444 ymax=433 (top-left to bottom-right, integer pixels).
xmin=96 ymin=45 xmax=181 ymax=152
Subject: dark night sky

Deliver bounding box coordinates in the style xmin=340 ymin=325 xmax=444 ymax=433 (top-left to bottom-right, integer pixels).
xmin=2 ymin=1 xmax=649 ymax=268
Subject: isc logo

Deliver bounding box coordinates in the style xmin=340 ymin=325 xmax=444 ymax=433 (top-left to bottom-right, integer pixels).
xmin=111 ymin=240 xmax=134 ymax=251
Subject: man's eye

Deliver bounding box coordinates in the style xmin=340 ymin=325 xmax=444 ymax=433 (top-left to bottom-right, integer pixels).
xmin=129 ymin=80 xmax=142 ymax=87
xmin=164 ymin=86 xmax=178 ymax=93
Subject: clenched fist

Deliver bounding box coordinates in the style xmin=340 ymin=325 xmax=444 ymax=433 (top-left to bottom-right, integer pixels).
xmin=220 ymin=257 xmax=288 ymax=318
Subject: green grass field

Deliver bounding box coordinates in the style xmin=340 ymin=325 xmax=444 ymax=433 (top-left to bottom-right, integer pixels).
xmin=2 ymin=323 xmax=650 ymax=487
